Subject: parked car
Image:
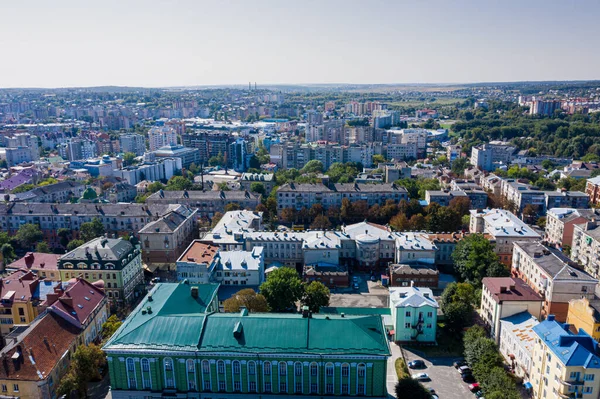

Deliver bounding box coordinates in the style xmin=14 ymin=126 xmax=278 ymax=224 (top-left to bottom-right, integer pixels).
xmin=469 ymin=383 xmax=481 ymax=392
xmin=353 ymin=276 xmax=358 ymax=283
xmin=353 ymin=282 xmax=359 ymax=290
xmin=462 ymin=373 xmax=476 ymax=383
xmin=475 ymin=391 xmax=485 ymax=398
xmin=459 ymin=365 xmax=472 ymax=375
xmin=370 ymin=275 xmax=377 ymax=282
xmin=412 ymin=373 xmax=430 ymax=381
xmin=454 ymin=359 xmax=468 ymax=368
xmin=427 ymin=387 xmax=436 ymax=394
xmin=431 ymin=395 xmax=439 ymax=399
xmin=408 ymin=360 xmax=426 ymax=369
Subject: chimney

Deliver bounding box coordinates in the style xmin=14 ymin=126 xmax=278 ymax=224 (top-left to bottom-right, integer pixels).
xmin=563 ymin=323 xmax=571 ymax=332
xmin=302 ymin=305 xmax=310 ymax=318
xmin=547 ymin=315 xmax=555 ymax=322
xmin=45 ymin=292 xmax=60 ymax=306
xmin=191 ymin=286 xmax=199 ymax=298
xmin=60 ymin=297 xmax=74 ymax=308
xmin=509 ymin=284 xmax=516 ymax=291
xmin=500 ymin=286 xmax=507 ymax=293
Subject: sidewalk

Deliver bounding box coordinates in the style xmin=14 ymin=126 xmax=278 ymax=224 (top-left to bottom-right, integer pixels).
xmin=386 ymin=342 xmax=403 ymax=397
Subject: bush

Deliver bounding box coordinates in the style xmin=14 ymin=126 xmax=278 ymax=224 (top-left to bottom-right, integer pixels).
xmin=395 ymin=358 xmax=409 ymax=379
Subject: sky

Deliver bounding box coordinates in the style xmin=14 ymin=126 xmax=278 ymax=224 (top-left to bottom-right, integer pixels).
xmin=1 ymin=0 xmax=599 ymax=88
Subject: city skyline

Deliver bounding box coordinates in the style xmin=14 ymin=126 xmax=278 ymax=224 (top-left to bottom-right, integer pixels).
xmin=2 ymin=0 xmax=600 ymax=88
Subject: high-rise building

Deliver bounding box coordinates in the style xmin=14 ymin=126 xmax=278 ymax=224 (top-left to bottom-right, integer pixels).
xmin=120 ymin=133 xmax=146 ymax=155
xmin=148 ymin=126 xmax=178 ymax=151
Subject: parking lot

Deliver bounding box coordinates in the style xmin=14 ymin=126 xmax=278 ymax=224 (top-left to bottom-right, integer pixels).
xmin=403 ymin=348 xmax=473 ymax=399
xmin=328 ymin=273 xmax=390 ymax=308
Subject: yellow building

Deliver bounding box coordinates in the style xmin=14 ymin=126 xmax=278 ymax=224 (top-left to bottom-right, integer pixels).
xmin=567 ymin=297 xmax=600 ymax=341
xmin=530 ymin=315 xmax=600 ymax=399
xmin=0 ymin=270 xmax=57 ymax=335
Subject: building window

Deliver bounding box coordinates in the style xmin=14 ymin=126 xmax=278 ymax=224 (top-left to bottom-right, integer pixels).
xmin=311 ymin=362 xmax=318 ymax=376
xmin=234 ymin=381 xmax=241 ymax=392
xmin=358 ymin=363 xmax=366 ymax=378
xmin=405 ymin=311 xmax=411 ymax=317
xmin=405 ymin=322 xmax=411 ymax=329
xmin=202 ymin=360 xmax=210 ymax=374
xmin=164 ymin=358 xmax=175 ymax=389
xmin=264 ymin=361 xmax=271 ymax=375
xmin=279 ymin=382 xmax=287 ymax=393
xmin=187 ymin=359 xmax=195 ymax=373
xmin=188 ymin=380 xmax=196 ymax=391
xmin=311 ymin=382 xmax=317 ymax=393
xmin=296 ymin=382 xmax=302 ymax=393
xmin=1 ymin=385 xmax=6 ymax=393
xmin=326 ymin=363 xmax=334 ymax=377
xmin=584 ymin=387 xmax=593 ymax=394
xmin=326 ymin=383 xmax=333 ymax=394
xmin=217 ymin=360 xmax=225 ymax=374
xmin=358 ymin=383 xmax=365 ymax=395
xmin=203 ymin=380 xmax=210 ymax=391
xmin=141 ymin=358 xmax=150 ymax=372
xmin=12 ymin=385 xmax=18 ymax=393
xmin=265 ymin=382 xmax=272 ymax=392
xmin=126 ymin=358 xmax=137 ymax=389
xmin=295 ymin=362 xmax=302 ymax=376
xmin=585 ymin=374 xmax=595 ymax=381
xmin=279 ymin=362 xmax=287 ymax=376
xmin=249 ymin=381 xmax=256 ymax=392
xmin=341 ymin=363 xmax=349 ymax=377
xmin=427 ymin=312 xmax=433 ymax=318
xmin=233 ymin=360 xmax=241 ymax=375
xmin=248 ymin=361 xmax=256 ymax=375
xmin=342 ymin=384 xmax=349 ymax=394
xmin=218 ymin=381 xmax=225 ymax=391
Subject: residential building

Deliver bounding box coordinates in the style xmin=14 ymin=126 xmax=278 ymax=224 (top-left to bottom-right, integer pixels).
xmin=529 ymin=97 xmax=562 ymax=116
xmin=382 ymin=162 xmax=411 ymax=182
xmin=481 ymin=173 xmax=503 ymax=196
xmin=240 ymin=172 xmax=275 ymax=194
xmin=15 ymin=180 xmax=85 ymax=203
xmin=498 ymin=312 xmax=538 ymax=378
xmin=146 ymin=189 xmax=261 ymax=218
xmin=571 ymin=221 xmax=600 ymax=279
xmin=200 ymin=210 xmax=263 ymax=251
xmin=545 ymin=190 xmax=590 ymax=210
xmin=7 ymin=252 xmax=61 ymax=281
xmin=148 ymin=125 xmax=178 ymax=151
xmin=480 ymin=277 xmax=543 ymax=342
xmin=425 ymin=190 xmax=469 ymax=207
xmin=388 ymin=264 xmax=438 ymax=288
xmin=427 ymin=232 xmax=480 ymax=267
xmin=512 ymin=241 xmax=598 ymax=321
xmin=181 ymin=130 xmax=231 ymax=164
xmin=500 ymin=179 xmax=546 ymax=214
xmin=0 ymin=270 xmax=56 ymax=335
xmin=176 ymin=241 xmax=219 ymax=284
xmin=57 ymin=138 xmax=97 ymax=161
xmin=545 ymin=208 xmax=600 ymax=248
xmin=114 ymin=158 xmax=181 ymax=185
xmin=103 ymin=282 xmax=390 ymax=398
xmin=566 ymin=297 xmax=600 ymax=342
xmin=303 ymin=264 xmax=349 ymax=288
xmin=0 ymin=147 xmax=35 ymax=166
xmin=138 ymin=205 xmax=198 ymax=264
xmin=530 ymin=315 xmax=600 ymax=399
xmin=470 ymin=142 xmax=516 ymax=171
xmin=120 ymin=133 xmax=146 ymax=156
xmin=586 ymin=176 xmax=600 ymax=206
xmin=469 ymin=208 xmax=541 ymax=264
xmin=58 ymin=237 xmax=143 ymax=307
xmin=105 ymin=182 xmax=137 ymax=203
xmin=149 ymin=145 xmax=201 ymax=169
xmin=447 ymin=144 xmax=462 ymax=161
xmin=389 ymin=285 xmax=438 ymax=343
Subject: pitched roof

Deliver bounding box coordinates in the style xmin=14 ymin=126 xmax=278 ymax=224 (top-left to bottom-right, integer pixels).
xmin=389 ymin=286 xmax=439 ymax=308
xmin=499 ymin=311 xmax=539 ymax=356
xmin=60 ymin=237 xmax=134 ymax=263
xmin=482 ymin=277 xmax=543 ymax=303
xmin=0 ymin=312 xmax=80 ymax=381
xmin=138 ymin=205 xmax=195 ymax=234
xmin=0 ymin=270 xmax=45 ymax=307
xmin=8 ymin=252 xmax=60 ymax=272
xmin=533 ymin=315 xmax=600 ymax=368
xmin=45 ymin=278 xmax=106 ymax=328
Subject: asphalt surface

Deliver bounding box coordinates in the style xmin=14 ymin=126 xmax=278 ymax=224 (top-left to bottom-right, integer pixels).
xmin=403 ymin=348 xmax=473 ymax=399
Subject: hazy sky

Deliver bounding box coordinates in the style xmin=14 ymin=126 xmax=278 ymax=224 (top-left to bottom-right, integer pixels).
xmin=1 ymin=0 xmax=599 ymax=88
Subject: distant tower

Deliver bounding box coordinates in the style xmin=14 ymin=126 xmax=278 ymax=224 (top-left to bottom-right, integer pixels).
xmin=255 ymin=82 xmax=257 ymax=90
xmin=249 ymin=82 xmax=251 ymax=91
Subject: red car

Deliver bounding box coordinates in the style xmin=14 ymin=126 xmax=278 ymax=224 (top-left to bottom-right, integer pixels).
xmin=469 ymin=383 xmax=480 ymax=392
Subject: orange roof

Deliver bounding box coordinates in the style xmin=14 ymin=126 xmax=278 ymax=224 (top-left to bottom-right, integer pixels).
xmin=0 ymin=270 xmax=40 ymax=307
xmin=8 ymin=252 xmax=60 ymax=272
xmin=178 ymin=240 xmax=218 ymax=264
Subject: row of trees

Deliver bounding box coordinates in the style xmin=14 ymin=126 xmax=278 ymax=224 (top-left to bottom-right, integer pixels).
xmin=223 ymin=267 xmax=331 ymax=314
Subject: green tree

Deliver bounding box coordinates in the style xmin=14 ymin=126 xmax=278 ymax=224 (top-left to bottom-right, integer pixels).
xmin=147 ymin=181 xmax=166 ymax=193
xmin=80 ymin=218 xmax=106 ymax=242
xmin=301 ymin=281 xmax=331 ymax=312
xmin=541 ymin=159 xmax=555 ymax=170
xmin=394 ymin=377 xmax=432 ymax=399
xmin=1 ymin=243 xmax=16 ymax=265
xmin=451 ymin=157 xmax=470 ymax=176
xmin=310 ymin=214 xmax=332 ymax=229
xmin=260 ymin=267 xmax=303 ymax=312
xmin=11 ymin=183 xmax=35 ymax=194
xmin=101 ymin=315 xmax=123 ymax=340
xmin=123 ymin=152 xmax=137 ymax=166
xmin=208 ymin=152 xmax=225 ymax=167
xmin=35 ymin=241 xmax=52 ymax=253
xmin=58 ymin=344 xmax=106 ymax=398
xmin=224 ymin=202 xmax=242 ymax=212
xmin=372 ymin=154 xmax=386 ymax=166
xmin=166 ymin=176 xmax=193 ymax=191
xmin=452 ymin=234 xmax=507 ymax=286
xmin=67 ymin=239 xmax=85 ymax=251
xmin=15 ymin=223 xmax=44 ymax=250
xmin=210 ymin=212 xmax=224 ymax=228
xmin=300 ymin=160 xmax=324 ymax=174
xmin=250 ymin=182 xmax=266 ymax=195
xmin=223 ymin=288 xmax=269 ymax=313
xmin=57 ymin=227 xmax=71 ymax=248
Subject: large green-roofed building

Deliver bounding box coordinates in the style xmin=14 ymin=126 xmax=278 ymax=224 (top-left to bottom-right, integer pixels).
xmin=104 ymin=282 xmax=390 ymax=398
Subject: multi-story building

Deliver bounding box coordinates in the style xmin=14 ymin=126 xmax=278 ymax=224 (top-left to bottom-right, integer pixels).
xmin=149 ymin=145 xmax=201 ymax=169
xmin=58 ymin=237 xmax=143 ymax=307
xmin=200 ymin=210 xmax=263 ymax=251
xmin=148 ymin=126 xmax=178 ymax=151
xmin=566 ymin=297 xmax=600 ymax=342
xmin=57 ymin=138 xmax=97 ymax=161
xmin=103 ymin=282 xmax=390 ymax=399
xmin=545 ymin=208 xmax=600 ymax=248
xmin=545 ymin=190 xmax=590 ymax=210
xmin=240 ymin=173 xmax=275 ymax=194
xmin=512 ymin=241 xmax=598 ymax=321
xmin=181 ymin=130 xmax=231 ymax=164
xmin=387 ymin=264 xmax=438 ymax=288
xmin=146 ymin=189 xmax=262 ymax=218
xmin=114 ymin=158 xmax=182 ymax=185
xmin=15 ymin=180 xmax=85 ymax=203
xmin=7 ymin=252 xmax=61 ymax=281
xmin=389 ymin=285 xmax=438 ymax=343
xmin=0 ymin=202 xmax=183 ymax=248
xmin=446 ymin=144 xmax=462 ymax=161
xmin=4 ymin=133 xmax=39 ymax=160
xmin=105 ymin=182 xmax=138 ymax=203
xmin=470 ymin=142 xmax=516 ymax=171
xmin=586 ymin=176 xmax=600 ymax=207
xmin=530 ymin=315 xmax=600 ymax=399
xmin=0 ymin=270 xmax=56 ymax=335
xmin=498 ymin=311 xmax=538 ymax=379
xmin=0 ymin=147 xmax=35 ymax=166
xmin=425 ymin=190 xmax=469 ymax=207
xmin=138 ymin=205 xmax=197 ymax=264
xmin=276 ymin=182 xmax=408 ymax=214
xmin=120 ymin=133 xmax=146 ymax=156
xmin=480 ymin=277 xmax=543 ymax=342
xmin=571 ymin=221 xmax=600 ymax=279
xmin=529 ymin=97 xmax=562 ymax=116
xmin=469 ymin=208 xmax=541 ymax=264
xmin=500 ymin=179 xmax=546 ymax=214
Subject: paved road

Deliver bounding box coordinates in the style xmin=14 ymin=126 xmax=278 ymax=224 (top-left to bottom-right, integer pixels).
xmin=386 ymin=342 xmax=403 ymax=397
xmin=403 ymin=348 xmax=473 ymax=399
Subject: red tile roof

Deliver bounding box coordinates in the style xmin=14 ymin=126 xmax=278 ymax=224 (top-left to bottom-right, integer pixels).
xmin=482 ymin=277 xmax=543 ymax=303
xmin=0 ymin=270 xmax=40 ymax=308
xmin=8 ymin=252 xmax=60 ymax=272
xmin=45 ymin=278 xmax=106 ymax=328
xmin=0 ymin=312 xmax=80 ymax=381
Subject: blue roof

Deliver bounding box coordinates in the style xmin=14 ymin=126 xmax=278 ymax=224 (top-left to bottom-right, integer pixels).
xmin=532 ymin=315 xmax=600 ymax=368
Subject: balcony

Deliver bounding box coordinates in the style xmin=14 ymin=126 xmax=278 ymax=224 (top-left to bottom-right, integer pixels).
xmin=559 ymin=379 xmax=584 ymax=387
xmin=558 ymin=392 xmax=580 ymax=399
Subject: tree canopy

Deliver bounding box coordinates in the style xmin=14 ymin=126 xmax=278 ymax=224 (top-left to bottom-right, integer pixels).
xmin=452 ymin=234 xmax=508 ymax=286
xmin=80 ymin=218 xmax=106 ymax=242
xmin=223 ymin=288 xmax=269 ymax=313
xmin=301 ymin=281 xmax=331 ymax=312
xmin=259 ymin=267 xmax=304 ymax=312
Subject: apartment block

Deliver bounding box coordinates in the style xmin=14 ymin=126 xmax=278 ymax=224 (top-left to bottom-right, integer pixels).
xmin=545 ymin=208 xmax=600 ymax=248
xmin=571 ymin=221 xmax=600 ymax=279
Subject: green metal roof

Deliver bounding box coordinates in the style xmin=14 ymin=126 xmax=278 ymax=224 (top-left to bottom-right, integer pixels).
xmin=104 ymin=283 xmax=219 ymax=351
xmin=320 ymin=307 xmax=392 ymax=316
xmin=104 ymin=283 xmax=390 ymax=356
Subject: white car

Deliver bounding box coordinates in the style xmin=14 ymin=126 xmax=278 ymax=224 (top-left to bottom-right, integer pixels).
xmin=412 ymin=373 xmax=430 ymax=381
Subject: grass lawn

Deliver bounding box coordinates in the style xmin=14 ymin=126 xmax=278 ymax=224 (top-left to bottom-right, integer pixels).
xmin=405 ymin=325 xmax=464 ymax=358
xmin=395 ymin=358 xmax=409 ymax=379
